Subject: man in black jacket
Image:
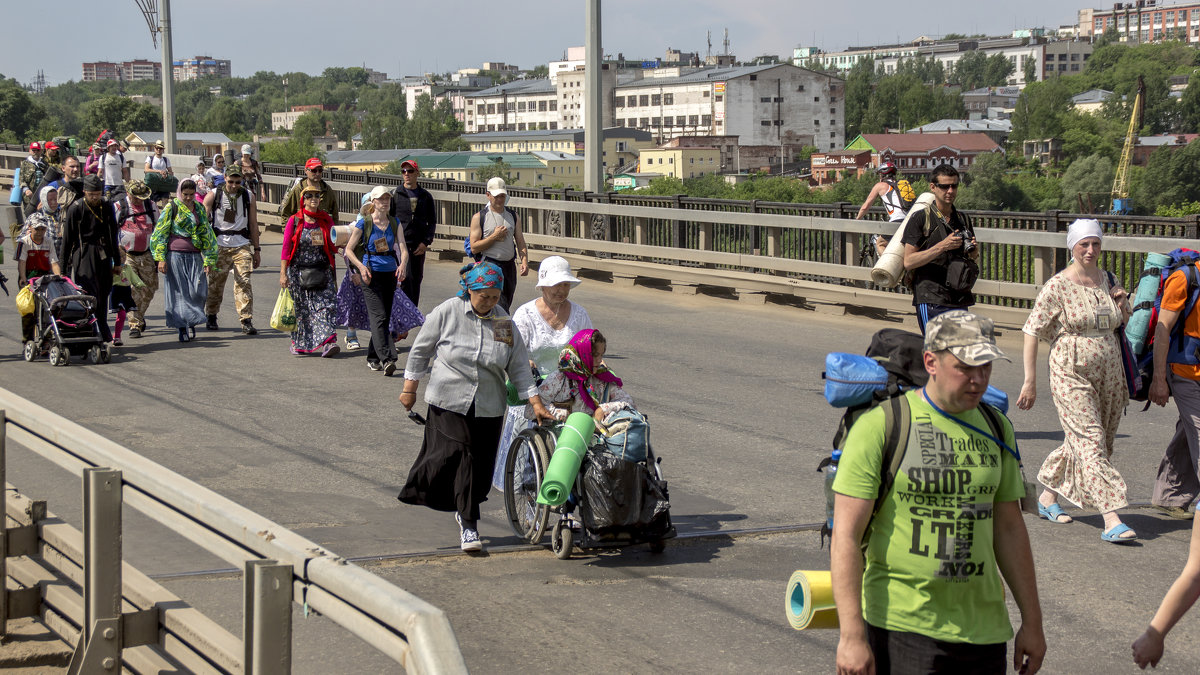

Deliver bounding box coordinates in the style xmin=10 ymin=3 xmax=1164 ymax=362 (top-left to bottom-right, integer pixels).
xmin=901 ymin=163 xmax=980 ymax=334
xmin=390 ymin=159 xmax=437 ymax=309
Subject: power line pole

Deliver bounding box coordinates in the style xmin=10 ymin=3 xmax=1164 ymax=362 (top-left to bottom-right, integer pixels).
xmin=584 ymin=0 xmax=603 ymax=193
xmin=160 ymin=0 xmax=177 ymax=152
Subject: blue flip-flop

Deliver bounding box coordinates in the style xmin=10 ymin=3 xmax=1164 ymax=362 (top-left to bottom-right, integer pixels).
xmin=1037 ymin=502 xmax=1072 ymax=524
xmin=1101 ymin=523 xmax=1137 ymax=544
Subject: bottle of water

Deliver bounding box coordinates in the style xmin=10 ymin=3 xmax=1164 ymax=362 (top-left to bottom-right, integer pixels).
xmin=823 ymin=450 xmax=842 ymax=531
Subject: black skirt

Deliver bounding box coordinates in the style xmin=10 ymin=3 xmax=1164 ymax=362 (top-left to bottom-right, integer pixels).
xmin=398 ymin=403 xmax=503 ymax=521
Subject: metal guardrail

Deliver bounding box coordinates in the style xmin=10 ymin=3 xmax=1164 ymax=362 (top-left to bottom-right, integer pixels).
xmin=4 ymin=147 xmax=1198 ymax=326
xmin=0 ymin=388 xmax=467 ymax=674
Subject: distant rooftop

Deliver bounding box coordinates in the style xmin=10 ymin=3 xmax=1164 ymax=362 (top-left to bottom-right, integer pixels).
xmin=1072 ymin=89 xmax=1115 ymax=105
xmin=463 ymin=127 xmax=653 ymax=142
xmin=907 ymin=119 xmax=1012 ymax=134
xmin=128 ymin=131 xmax=232 ymax=144
xmin=325 ymin=149 xmax=439 ymax=164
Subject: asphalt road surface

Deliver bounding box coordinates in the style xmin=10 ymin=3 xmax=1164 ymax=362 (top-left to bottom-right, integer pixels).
xmin=1 ymin=233 xmax=1198 ymax=673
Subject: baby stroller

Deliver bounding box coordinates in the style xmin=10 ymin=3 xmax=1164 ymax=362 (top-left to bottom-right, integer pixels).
xmin=23 ymin=275 xmax=109 ymax=366
xmin=502 ymin=412 xmax=675 ymax=560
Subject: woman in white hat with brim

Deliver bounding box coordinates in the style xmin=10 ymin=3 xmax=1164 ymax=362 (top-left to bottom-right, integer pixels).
xmin=492 ymin=256 xmax=593 ymax=489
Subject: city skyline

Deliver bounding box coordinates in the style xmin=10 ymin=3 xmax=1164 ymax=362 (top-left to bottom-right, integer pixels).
xmin=6 ymin=0 xmax=1078 ymax=87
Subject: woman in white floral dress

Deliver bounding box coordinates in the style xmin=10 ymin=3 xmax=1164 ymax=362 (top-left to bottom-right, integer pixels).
xmin=1017 ymin=219 xmax=1135 ymax=543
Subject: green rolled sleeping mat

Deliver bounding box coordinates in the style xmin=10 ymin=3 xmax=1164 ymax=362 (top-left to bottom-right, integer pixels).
xmin=537 ymin=412 xmax=595 ymax=506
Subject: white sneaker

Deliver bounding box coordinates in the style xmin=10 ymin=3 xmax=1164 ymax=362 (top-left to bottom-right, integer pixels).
xmin=456 ymin=513 xmax=483 ymax=552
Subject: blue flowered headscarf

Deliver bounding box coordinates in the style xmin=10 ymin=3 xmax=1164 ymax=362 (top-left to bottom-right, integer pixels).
xmin=457 ymin=261 xmax=504 ymax=299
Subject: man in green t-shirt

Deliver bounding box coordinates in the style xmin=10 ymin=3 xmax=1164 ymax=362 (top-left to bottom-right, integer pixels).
xmin=831 ymin=311 xmax=1046 ymax=675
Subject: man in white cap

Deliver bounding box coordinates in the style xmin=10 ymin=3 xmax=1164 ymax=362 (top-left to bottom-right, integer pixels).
xmin=19 ymin=141 xmax=47 ymax=216
xmin=831 ymin=311 xmax=1045 ymax=675
xmin=468 ymin=177 xmax=529 ymax=312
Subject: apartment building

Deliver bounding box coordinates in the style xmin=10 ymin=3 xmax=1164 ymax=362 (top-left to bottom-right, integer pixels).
xmin=1081 ymin=2 xmax=1200 ymax=43
xmin=173 ymin=56 xmax=232 ymax=81
xmin=465 ymin=63 xmax=844 ymax=152
xmin=638 ymin=146 xmax=721 ymax=179
xmin=81 ymin=60 xmax=162 ymax=82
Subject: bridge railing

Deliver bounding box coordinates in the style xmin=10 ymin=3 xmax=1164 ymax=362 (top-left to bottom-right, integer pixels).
xmin=5 ymin=147 xmax=1197 ymax=326
xmin=0 ymin=388 xmax=466 ymax=674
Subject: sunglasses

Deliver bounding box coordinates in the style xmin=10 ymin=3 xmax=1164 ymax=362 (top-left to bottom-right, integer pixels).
xmin=401 ymin=168 xmax=417 ymax=174
xmin=933 ymin=182 xmax=959 ymax=190
xmin=226 ymin=180 xmax=243 ymax=185
xmin=304 ymin=193 xmax=321 ymax=199
xmin=308 ymin=168 xmax=323 ymax=173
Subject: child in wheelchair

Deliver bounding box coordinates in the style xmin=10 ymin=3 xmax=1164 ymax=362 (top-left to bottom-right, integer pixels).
xmin=524 ymin=328 xmax=634 ymax=425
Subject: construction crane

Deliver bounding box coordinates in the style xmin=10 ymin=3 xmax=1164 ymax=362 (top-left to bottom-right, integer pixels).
xmin=1110 ymin=75 xmax=1145 ymax=215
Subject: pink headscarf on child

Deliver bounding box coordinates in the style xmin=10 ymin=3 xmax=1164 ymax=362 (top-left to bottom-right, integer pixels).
xmin=557 ymin=329 xmax=622 ymax=412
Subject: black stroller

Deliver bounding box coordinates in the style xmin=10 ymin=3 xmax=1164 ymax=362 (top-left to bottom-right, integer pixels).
xmin=502 ymin=416 xmax=675 ymax=560
xmin=22 ymin=275 xmax=109 ymax=366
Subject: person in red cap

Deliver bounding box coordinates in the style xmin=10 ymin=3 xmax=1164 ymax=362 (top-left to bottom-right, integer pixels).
xmin=278 ymin=157 xmax=336 ymax=222
xmin=44 ymin=142 xmax=63 ymax=170
xmin=19 ymin=141 xmax=47 ymax=216
xmin=388 ymin=158 xmax=437 ymax=312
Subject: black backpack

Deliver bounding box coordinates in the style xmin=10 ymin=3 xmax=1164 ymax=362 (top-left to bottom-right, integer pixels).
xmin=207 ymin=186 xmax=251 ymax=223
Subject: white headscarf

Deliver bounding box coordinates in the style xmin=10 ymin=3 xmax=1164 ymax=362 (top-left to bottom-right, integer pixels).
xmin=1066 ymin=218 xmax=1103 ymax=253
xmin=38 ymin=185 xmax=57 ymax=212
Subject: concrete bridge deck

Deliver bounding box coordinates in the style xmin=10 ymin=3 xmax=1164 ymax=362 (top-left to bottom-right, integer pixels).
xmin=0 ymin=232 xmax=1197 ymax=673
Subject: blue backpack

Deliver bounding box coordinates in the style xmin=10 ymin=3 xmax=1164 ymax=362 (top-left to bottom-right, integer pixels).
xmin=599 ymin=408 xmax=650 ymax=463
xmin=1127 ymin=250 xmax=1200 ymax=402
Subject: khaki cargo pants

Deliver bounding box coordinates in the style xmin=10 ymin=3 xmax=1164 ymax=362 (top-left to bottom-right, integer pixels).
xmin=205 ymin=244 xmax=254 ymax=322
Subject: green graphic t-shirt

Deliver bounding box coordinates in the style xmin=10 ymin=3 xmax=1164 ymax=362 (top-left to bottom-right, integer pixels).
xmin=832 ymin=389 xmax=1025 ymax=645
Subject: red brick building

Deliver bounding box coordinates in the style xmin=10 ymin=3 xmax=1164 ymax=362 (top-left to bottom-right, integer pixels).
xmin=845 ymin=133 xmax=1002 ymax=177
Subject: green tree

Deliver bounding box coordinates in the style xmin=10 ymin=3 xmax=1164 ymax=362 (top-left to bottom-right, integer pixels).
xmin=476 ymin=159 xmax=514 ymax=184
xmin=1132 ymin=140 xmax=1200 ymax=213
xmin=203 ymin=98 xmax=247 ymax=137
xmin=1009 ymin=78 xmax=1073 ymax=147
xmin=843 ymin=57 xmax=875 ymax=139
xmin=403 ymin=94 xmax=467 ymax=151
xmin=983 ymin=54 xmax=1016 ymax=87
xmin=0 ymin=78 xmax=48 ymax=142
xmin=292 ymin=110 xmax=329 ymax=142
xmin=1058 ymin=154 xmax=1113 ymax=211
xmin=1023 ymin=58 xmax=1037 ymax=85
xmin=329 ymin=106 xmax=357 ymax=144
xmin=1182 ymin=74 xmax=1200 ymax=133
xmin=956 ymin=153 xmax=1029 ymax=210
xmin=79 ymin=96 xmax=161 ymax=142
xmin=260 ymin=137 xmax=323 ymax=165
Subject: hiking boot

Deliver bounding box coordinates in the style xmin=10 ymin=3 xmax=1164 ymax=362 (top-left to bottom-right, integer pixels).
xmin=456 ymin=514 xmax=483 ymax=553
xmin=367 ymin=360 xmax=383 ymax=371
xmin=129 ymin=327 xmax=142 ymax=339
xmin=383 ymin=360 xmax=397 ymax=376
xmin=206 ymin=314 xmax=218 ymax=330
xmin=1153 ymin=504 xmax=1194 ymax=520
xmin=241 ymin=320 xmax=258 ymax=335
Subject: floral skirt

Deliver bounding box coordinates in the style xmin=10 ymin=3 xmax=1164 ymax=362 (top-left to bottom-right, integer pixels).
xmin=336 ymin=268 xmax=424 ymax=335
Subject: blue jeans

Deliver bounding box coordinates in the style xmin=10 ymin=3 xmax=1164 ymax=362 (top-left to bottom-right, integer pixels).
xmin=917 ymin=303 xmax=968 ymax=334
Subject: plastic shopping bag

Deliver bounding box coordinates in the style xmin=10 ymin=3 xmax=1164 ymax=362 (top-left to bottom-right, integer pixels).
xmin=270 ymin=287 xmax=296 ymax=332
xmin=15 ymin=284 xmax=33 ymax=316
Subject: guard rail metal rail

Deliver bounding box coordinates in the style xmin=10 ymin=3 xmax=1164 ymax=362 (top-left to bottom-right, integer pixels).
xmin=0 ymin=388 xmax=467 ymax=674
xmin=3 ymin=147 xmax=1196 ymax=327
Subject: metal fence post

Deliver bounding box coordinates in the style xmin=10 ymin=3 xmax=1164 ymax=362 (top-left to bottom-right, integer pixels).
xmin=1035 ymin=210 xmax=1064 ymax=285
xmin=0 ymin=408 xmax=6 ymax=639
xmin=68 ymin=468 xmax=122 ymax=675
xmin=244 ymin=560 xmax=293 ymax=675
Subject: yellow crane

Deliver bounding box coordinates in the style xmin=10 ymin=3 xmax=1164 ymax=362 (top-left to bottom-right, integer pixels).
xmin=1111 ymin=75 xmax=1145 ymax=214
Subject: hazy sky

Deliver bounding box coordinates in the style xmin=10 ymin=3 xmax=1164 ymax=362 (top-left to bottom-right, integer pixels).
xmin=4 ymin=1 xmax=1081 ymax=86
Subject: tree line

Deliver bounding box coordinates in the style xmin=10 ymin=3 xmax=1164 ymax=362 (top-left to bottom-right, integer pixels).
xmin=0 ymin=66 xmax=466 ymax=162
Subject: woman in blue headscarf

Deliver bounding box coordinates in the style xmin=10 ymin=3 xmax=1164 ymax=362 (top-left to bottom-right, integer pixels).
xmin=398 ymin=261 xmax=554 ymax=553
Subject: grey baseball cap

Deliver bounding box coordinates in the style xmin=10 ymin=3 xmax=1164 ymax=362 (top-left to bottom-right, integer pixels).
xmin=924 ymin=311 xmax=1010 ymax=366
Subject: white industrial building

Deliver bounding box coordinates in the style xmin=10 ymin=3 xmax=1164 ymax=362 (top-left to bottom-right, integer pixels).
xmin=464 ymin=63 xmax=843 ymax=151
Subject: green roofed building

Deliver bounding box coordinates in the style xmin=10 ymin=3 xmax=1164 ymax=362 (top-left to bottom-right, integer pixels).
xmin=392 ymin=151 xmax=585 ymax=188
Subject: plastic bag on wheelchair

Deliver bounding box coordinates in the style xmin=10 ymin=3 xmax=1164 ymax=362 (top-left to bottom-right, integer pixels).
xmin=578 ymin=449 xmax=671 ymax=539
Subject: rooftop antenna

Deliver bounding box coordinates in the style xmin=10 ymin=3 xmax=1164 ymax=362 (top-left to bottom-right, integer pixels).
xmin=723 ymin=28 xmax=730 ymax=56
xmin=707 ymin=31 xmax=712 ymax=60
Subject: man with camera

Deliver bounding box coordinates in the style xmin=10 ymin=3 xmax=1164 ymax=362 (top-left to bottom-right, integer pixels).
xmin=901 ymin=164 xmax=979 ymax=334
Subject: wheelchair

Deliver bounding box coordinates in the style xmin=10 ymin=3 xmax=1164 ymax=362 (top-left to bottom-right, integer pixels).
xmin=501 ymin=420 xmax=675 ymax=560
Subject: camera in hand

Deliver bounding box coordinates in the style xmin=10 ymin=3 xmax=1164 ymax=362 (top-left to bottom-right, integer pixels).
xmin=955 ymin=226 xmax=976 ymax=255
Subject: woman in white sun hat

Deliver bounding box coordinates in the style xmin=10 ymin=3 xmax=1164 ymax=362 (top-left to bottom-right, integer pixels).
xmin=492 ymin=255 xmax=593 ymax=489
